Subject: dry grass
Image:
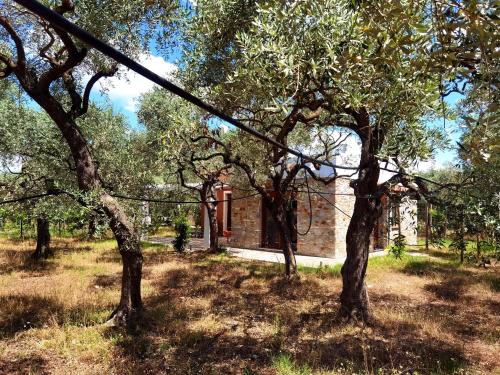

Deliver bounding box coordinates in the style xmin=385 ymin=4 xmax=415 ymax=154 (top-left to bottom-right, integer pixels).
xmin=148 ymin=226 xmax=176 ymax=239
xmin=0 ymin=237 xmax=498 ymax=375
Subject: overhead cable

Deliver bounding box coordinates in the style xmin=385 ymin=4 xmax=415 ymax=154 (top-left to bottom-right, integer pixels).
xmin=12 ymin=0 xmax=480 ymax=201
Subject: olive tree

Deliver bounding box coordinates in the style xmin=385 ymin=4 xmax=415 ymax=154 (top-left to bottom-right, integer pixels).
xmin=0 ymin=0 xmax=181 ymax=325
xmin=139 ymin=89 xmax=235 ymax=252
xmin=183 ymin=0 xmax=446 ymax=320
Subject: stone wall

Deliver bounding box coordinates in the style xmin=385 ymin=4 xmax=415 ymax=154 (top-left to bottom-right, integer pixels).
xmin=296 ymin=182 xmax=337 ymax=257
xmin=229 ymin=191 xmax=262 ymax=249
xmin=229 ymin=178 xmax=357 ymax=258
xmin=227 ymin=180 xmax=417 ymax=258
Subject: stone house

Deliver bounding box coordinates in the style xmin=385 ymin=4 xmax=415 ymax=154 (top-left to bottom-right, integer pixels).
xmin=201 ymin=178 xmax=417 ymax=259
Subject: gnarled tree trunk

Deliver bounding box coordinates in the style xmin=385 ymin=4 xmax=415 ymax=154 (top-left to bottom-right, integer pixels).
xmin=205 ymin=202 xmax=219 ymax=252
xmin=32 ymin=217 xmax=51 ymax=260
xmin=3 ymin=7 xmax=142 ymax=326
xmin=33 ymin=94 xmax=143 ymax=326
xmin=340 ymin=112 xmax=383 ymax=323
xmin=100 ymin=193 xmax=143 ymax=325
xmin=274 ymin=203 xmax=297 ymax=278
xmin=200 ymin=185 xmax=219 ymax=252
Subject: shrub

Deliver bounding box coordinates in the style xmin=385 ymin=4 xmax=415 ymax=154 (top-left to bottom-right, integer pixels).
xmin=173 ymin=215 xmax=191 ymax=253
xmin=217 ymin=246 xmax=228 ymax=254
xmin=388 ymin=234 xmax=407 ymax=259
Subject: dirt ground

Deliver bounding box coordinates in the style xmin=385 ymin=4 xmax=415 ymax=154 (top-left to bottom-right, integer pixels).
xmin=0 ymin=237 xmax=498 ymax=374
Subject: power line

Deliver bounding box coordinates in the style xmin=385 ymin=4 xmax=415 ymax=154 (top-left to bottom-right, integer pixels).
xmin=12 ymin=0 xmax=481 ymax=202
xmin=0 ymin=189 xmax=261 ymax=206
xmin=13 ymin=0 xmax=359 ymax=174
xmin=308 ymin=186 xmax=353 ymax=219
xmin=110 ymin=191 xmax=260 ymax=204
xmin=0 ymin=192 xmax=56 ymax=205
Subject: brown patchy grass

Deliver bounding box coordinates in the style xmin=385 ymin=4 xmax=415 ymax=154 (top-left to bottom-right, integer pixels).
xmin=0 ymin=238 xmax=498 ymax=375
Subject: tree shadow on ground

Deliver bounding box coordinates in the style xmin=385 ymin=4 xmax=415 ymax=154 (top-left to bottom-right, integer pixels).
xmin=94 ymin=249 xmax=121 ymax=263
xmin=92 ymin=273 xmax=121 ymax=289
xmin=0 ymin=354 xmax=51 ymax=375
xmin=402 ymin=258 xmax=472 ymax=277
xmin=0 ymin=238 xmax=95 ymax=276
xmin=402 ymin=256 xmax=499 ymax=293
xmin=0 ymin=249 xmax=58 ymax=276
xmin=0 ymin=295 xmax=64 ymax=339
xmin=101 ymin=252 xmax=498 ymax=374
xmin=424 ymin=277 xmax=467 ymax=301
xmin=50 ymin=239 xmax=93 ymax=254
xmin=294 ymin=328 xmax=467 ymax=374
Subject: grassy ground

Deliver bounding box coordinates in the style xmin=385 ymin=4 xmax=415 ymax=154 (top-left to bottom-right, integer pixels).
xmin=0 ymin=237 xmax=498 ymax=375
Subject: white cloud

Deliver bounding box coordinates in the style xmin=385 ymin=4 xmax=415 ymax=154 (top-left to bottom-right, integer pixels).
xmin=413 ymin=159 xmax=438 ymax=173
xmin=0 ymin=156 xmax=22 ymax=173
xmin=99 ymin=53 xmax=178 ymax=112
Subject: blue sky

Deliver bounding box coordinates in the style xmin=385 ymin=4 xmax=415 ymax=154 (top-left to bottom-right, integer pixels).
xmin=88 ymin=39 xmax=182 ymax=130
xmin=23 ymin=33 xmax=463 ymax=174
xmin=93 ymin=44 xmax=463 ymax=173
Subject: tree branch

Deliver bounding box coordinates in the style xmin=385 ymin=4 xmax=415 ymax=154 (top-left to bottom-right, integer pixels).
xmin=0 ymin=15 xmax=26 ymax=71
xmin=38 ymin=47 xmax=87 ymax=91
xmin=74 ymin=67 xmax=118 ymax=117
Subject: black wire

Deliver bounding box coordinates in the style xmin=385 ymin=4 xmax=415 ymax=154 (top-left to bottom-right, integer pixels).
xmin=0 ymin=190 xmax=259 ymax=206
xmin=0 ymin=192 xmax=56 ymax=205
xmin=296 ymin=167 xmax=313 ymax=236
xmin=228 ymin=184 xmax=367 ymax=197
xmin=109 ymin=191 xmax=260 ymax=204
xmin=10 ymin=0 xmax=482 ymax=203
xmin=308 ymin=186 xmax=353 ymax=219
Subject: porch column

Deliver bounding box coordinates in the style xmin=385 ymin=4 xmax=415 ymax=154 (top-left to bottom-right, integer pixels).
xmin=203 ymin=202 xmax=211 ymax=248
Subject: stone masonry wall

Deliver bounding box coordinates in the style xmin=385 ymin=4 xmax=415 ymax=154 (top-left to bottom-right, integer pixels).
xmin=229 ymin=178 xmax=357 ymax=258
xmin=228 ymin=180 xmax=416 ymax=258
xmin=296 ymin=182 xmax=337 ymax=257
xmin=229 ymin=190 xmax=262 ymax=249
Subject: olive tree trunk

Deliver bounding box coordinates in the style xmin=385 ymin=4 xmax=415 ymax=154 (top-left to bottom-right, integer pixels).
xmin=32 ymin=217 xmax=52 ymax=260
xmin=340 ymin=117 xmax=383 ymax=323
xmin=205 ymin=202 xmax=219 ymax=252
xmin=274 ymin=203 xmax=297 ymax=278
xmin=33 ymin=94 xmax=143 ymax=326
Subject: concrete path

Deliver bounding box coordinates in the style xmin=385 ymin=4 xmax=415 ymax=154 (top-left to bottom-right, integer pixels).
xmin=226 ymin=247 xmax=387 ymax=268
xmin=145 ymin=236 xmax=206 ymax=251
xmin=144 ymin=236 xmax=432 ymax=267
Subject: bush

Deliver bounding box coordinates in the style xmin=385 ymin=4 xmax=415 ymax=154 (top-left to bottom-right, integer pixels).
xmin=388 ymin=234 xmax=407 ymax=259
xmin=173 ymin=215 xmax=191 ymax=252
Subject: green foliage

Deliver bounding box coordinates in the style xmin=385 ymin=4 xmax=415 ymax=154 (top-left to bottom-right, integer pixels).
xmin=388 ymin=234 xmax=407 ymax=259
xmin=424 ymin=164 xmax=499 ymax=260
xmin=272 ymin=353 xmax=311 ymax=375
xmin=480 ymin=239 xmax=500 ymax=259
xmin=216 ymin=246 xmax=228 ymax=254
xmin=298 ymin=263 xmax=342 ymax=278
xmin=173 ymin=214 xmax=191 ymax=253
xmin=183 ymin=0 xmax=447 ymax=185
